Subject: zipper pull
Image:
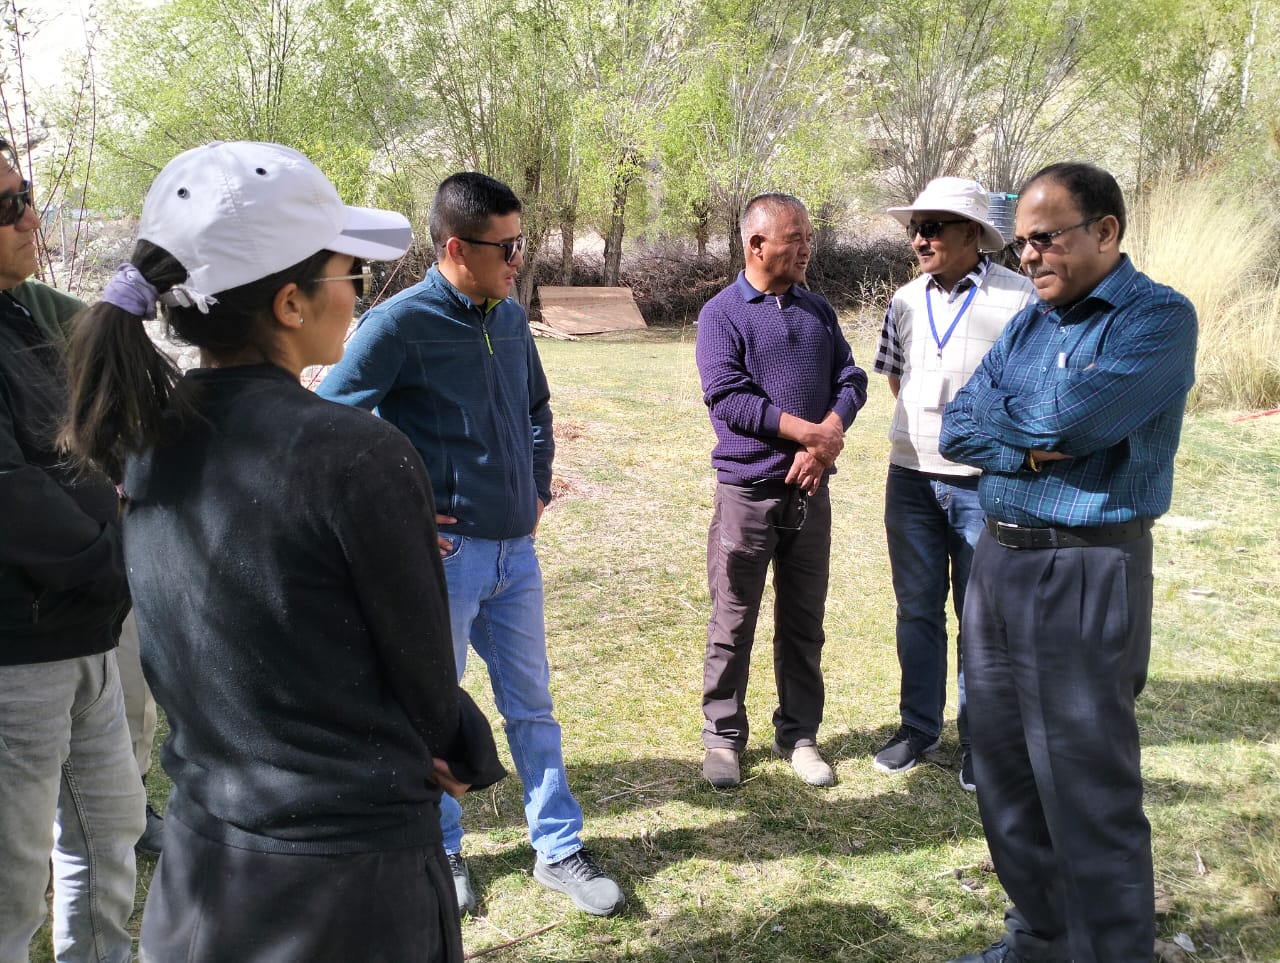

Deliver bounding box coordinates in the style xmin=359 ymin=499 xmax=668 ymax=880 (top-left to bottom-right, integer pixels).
xmin=775 ymin=295 xmax=783 ymax=310
xmin=482 ymin=325 xmax=493 ymax=356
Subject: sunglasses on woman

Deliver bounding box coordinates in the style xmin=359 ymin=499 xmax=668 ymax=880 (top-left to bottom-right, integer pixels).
xmin=316 ymin=261 xmax=373 ymax=298
xmin=0 ymin=180 xmax=32 ymax=228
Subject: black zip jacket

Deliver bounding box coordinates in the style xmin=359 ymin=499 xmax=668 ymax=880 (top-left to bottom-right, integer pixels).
xmin=124 ymin=365 xmax=504 ymax=853
xmin=0 ymin=283 xmax=129 ymax=665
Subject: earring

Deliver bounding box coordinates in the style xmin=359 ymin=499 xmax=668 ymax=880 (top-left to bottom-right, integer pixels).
xmin=298 ymin=317 xmax=305 ymax=325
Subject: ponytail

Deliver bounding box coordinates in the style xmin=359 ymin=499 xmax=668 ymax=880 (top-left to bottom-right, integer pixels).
xmin=61 ymin=241 xmax=193 ymax=481
xmin=61 ymin=241 xmax=333 ymax=481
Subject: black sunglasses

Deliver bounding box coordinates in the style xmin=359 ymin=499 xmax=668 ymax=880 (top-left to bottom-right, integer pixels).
xmin=1013 ymin=217 xmax=1101 ymax=255
xmin=458 ymin=234 xmax=527 ymax=264
xmin=907 ymin=219 xmax=968 ymax=240
xmin=316 ymin=260 xmax=372 ymax=298
xmin=0 ymin=180 xmax=32 ymax=228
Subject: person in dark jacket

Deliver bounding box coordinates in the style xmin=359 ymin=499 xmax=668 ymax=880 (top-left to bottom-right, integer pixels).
xmin=0 ymin=136 xmax=144 ymax=963
xmin=60 ymin=141 xmax=506 ymax=963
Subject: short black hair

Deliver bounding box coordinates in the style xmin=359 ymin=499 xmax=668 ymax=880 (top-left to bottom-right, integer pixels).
xmin=1021 ymin=162 xmax=1126 ymax=241
xmin=429 ymin=173 xmax=522 ymax=252
xmin=0 ymin=137 xmax=17 ymax=172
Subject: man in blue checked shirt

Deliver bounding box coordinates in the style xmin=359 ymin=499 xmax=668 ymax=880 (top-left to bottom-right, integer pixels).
xmin=939 ymin=163 xmax=1197 ymax=963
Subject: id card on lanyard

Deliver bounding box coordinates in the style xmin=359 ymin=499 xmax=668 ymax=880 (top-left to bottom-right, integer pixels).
xmin=920 ymin=283 xmax=978 ymax=410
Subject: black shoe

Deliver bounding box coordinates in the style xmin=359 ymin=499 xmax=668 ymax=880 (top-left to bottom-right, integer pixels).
xmin=447 ymin=852 xmax=477 ymax=915
xmin=136 ymin=804 xmax=164 ymax=856
xmin=532 ymin=848 xmax=625 ymax=916
xmin=945 ymin=940 xmax=1022 ymax=962
xmin=959 ymin=751 xmax=976 ymax=792
xmin=873 ymin=725 xmax=942 ymax=774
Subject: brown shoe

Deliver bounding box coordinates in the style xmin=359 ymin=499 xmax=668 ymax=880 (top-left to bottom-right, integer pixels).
xmin=772 ymin=740 xmax=835 ymax=786
xmin=702 ymin=748 xmax=740 ymax=787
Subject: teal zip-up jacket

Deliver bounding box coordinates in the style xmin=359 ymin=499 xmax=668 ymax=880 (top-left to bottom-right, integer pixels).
xmin=319 ymin=265 xmax=553 ymax=541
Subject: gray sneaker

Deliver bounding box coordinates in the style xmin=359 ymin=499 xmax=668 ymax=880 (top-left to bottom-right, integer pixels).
xmin=533 ymin=848 xmax=625 ymax=916
xmin=447 ymin=852 xmax=477 ymax=915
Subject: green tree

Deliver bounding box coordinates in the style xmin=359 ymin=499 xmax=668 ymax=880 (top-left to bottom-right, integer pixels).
xmin=565 ymin=0 xmax=689 ymax=285
xmin=977 ymin=0 xmax=1118 ymax=192
xmin=85 ymin=0 xmax=407 ymax=212
xmin=1109 ymin=0 xmax=1259 ymax=187
xmin=390 ymin=0 xmax=578 ymax=304
xmin=658 ymin=0 xmax=861 ymax=272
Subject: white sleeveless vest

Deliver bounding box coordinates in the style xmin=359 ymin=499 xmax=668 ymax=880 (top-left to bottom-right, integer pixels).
xmin=887 ymin=264 xmax=1034 ymax=476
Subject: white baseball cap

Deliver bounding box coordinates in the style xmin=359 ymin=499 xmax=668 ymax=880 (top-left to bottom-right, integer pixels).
xmin=139 ymin=141 xmax=412 ymax=311
xmin=886 ymin=177 xmax=1006 ymax=253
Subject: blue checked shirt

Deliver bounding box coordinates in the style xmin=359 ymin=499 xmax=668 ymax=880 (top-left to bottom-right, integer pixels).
xmin=939 ymin=256 xmax=1197 ymax=527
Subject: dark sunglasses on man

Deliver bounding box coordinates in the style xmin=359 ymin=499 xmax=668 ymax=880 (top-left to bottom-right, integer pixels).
xmin=458 ymin=233 xmax=527 ymax=264
xmin=1012 ymin=217 xmax=1102 ymax=256
xmin=906 ymin=219 xmax=968 ymax=240
xmin=0 ymin=180 xmax=32 ymax=228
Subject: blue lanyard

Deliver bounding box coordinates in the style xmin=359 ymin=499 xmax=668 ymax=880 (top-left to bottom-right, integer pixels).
xmin=925 ymin=282 xmax=979 ymax=359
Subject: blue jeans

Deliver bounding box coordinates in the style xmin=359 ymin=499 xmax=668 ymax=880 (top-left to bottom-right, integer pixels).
xmin=0 ymin=651 xmax=145 ymax=963
xmin=438 ymin=534 xmax=583 ymax=863
xmin=884 ymin=465 xmax=985 ymax=747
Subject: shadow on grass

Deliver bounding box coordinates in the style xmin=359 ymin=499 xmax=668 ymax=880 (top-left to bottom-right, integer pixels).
xmin=1138 ymin=676 xmax=1280 ymax=746
xmin=582 ymin=899 xmax=950 ymax=963
xmin=459 ymin=741 xmax=986 ymax=869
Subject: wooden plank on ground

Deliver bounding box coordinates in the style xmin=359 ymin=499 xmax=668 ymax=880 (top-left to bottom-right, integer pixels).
xmin=537 ymin=286 xmax=647 ymax=335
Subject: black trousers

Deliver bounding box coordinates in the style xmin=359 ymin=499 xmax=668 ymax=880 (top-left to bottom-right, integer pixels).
xmin=140 ymin=812 xmax=462 ymax=963
xmin=962 ymin=528 xmax=1155 ymax=963
xmin=702 ymin=481 xmax=831 ymax=751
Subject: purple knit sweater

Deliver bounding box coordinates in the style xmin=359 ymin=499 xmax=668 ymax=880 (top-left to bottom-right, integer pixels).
xmin=696 ymin=272 xmax=868 ymax=485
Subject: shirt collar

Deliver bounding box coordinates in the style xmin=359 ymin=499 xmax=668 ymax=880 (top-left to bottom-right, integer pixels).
xmin=926 ymin=255 xmax=990 ymax=299
xmin=1035 ymin=254 xmax=1136 ymax=322
xmin=733 ymin=270 xmax=795 ymax=304
xmin=431 ymin=263 xmax=505 ymax=314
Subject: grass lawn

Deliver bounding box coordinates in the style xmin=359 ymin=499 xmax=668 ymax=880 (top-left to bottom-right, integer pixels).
xmin=38 ymin=323 xmax=1280 ymax=961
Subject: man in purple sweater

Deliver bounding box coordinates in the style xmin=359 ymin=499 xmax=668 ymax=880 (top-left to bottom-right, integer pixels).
xmin=695 ymin=193 xmax=868 ymax=788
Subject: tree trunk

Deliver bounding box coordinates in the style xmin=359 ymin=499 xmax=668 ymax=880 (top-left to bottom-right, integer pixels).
xmin=559 ymin=208 xmax=575 ymax=285
xmin=603 ymin=214 xmax=626 ymax=286
xmin=693 ymin=198 xmax=710 ymax=257
xmin=727 ymin=206 xmax=744 ymax=276
xmin=518 ymin=242 xmax=538 ymax=310
xmin=602 ymin=150 xmax=637 ymax=286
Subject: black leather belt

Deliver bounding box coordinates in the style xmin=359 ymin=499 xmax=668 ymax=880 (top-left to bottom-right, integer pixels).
xmin=986 ymin=518 xmax=1152 ymax=550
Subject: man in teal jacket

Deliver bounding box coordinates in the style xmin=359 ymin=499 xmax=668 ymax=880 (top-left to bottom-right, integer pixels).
xmin=320 ymin=172 xmax=624 ymax=918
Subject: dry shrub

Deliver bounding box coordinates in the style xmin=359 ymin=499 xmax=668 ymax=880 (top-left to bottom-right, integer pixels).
xmin=1129 ymin=178 xmax=1280 ymax=412
xmin=527 ymin=234 xmax=916 ymax=328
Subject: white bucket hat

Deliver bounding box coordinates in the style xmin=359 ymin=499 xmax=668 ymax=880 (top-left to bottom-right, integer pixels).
xmin=139 ymin=141 xmax=413 ymax=312
xmin=886 ymin=177 xmax=1006 ymax=253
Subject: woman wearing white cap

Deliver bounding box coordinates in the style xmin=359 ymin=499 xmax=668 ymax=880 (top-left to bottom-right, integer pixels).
xmin=61 ymin=141 xmax=505 ymax=962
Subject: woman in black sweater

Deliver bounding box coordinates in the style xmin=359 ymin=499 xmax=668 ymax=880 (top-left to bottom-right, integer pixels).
xmin=61 ymin=141 xmax=504 ymax=963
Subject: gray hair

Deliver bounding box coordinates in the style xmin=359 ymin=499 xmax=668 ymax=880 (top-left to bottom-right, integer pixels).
xmin=740 ymin=193 xmax=808 ymax=247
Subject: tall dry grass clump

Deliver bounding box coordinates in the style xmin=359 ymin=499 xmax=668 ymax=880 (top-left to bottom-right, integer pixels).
xmin=1127 ymin=178 xmax=1280 ymax=412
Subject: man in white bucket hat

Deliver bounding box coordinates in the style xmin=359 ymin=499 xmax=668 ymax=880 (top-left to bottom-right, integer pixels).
xmin=870 ymin=177 xmax=1033 ymax=789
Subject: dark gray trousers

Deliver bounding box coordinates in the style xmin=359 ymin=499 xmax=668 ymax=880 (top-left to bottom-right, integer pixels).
xmin=963 ymin=528 xmax=1155 ymax=963
xmin=702 ymin=481 xmax=831 ymax=752
xmin=140 ymin=811 xmax=462 ymax=962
